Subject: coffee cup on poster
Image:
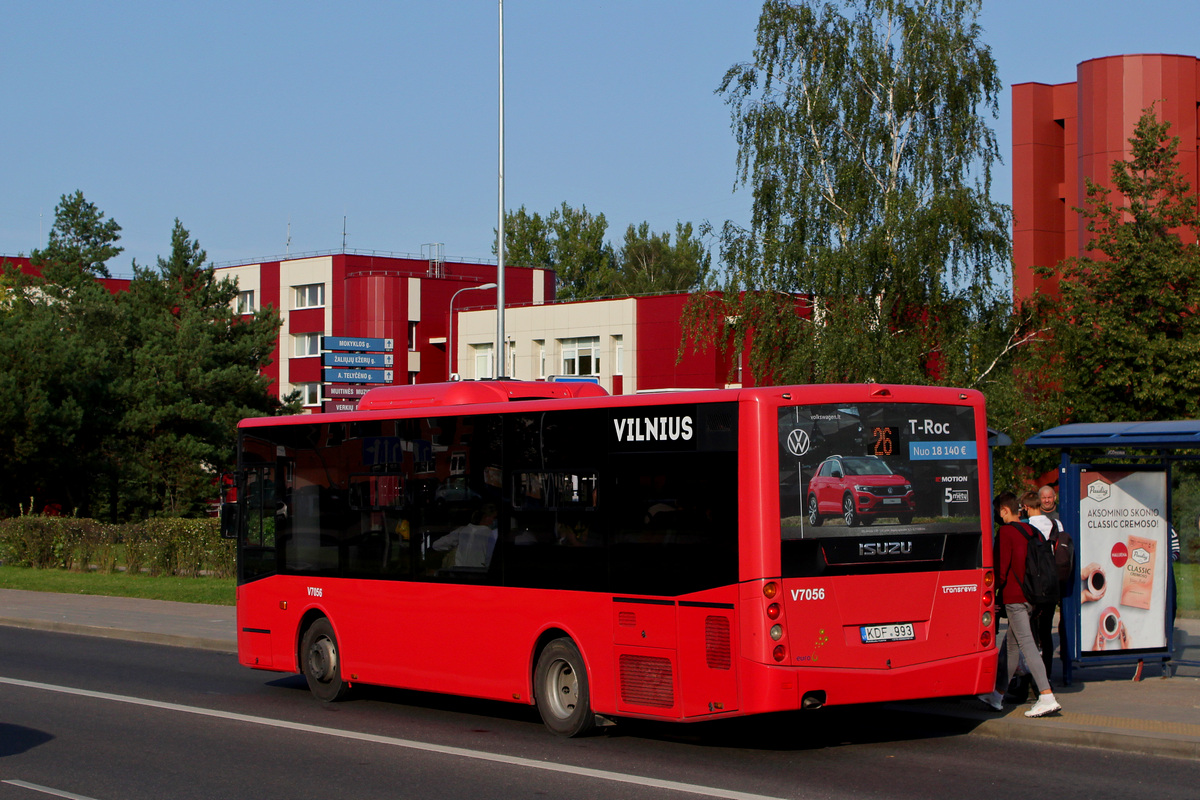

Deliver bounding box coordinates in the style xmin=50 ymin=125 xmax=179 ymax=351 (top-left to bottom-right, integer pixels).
xmin=1099 ymin=606 xmax=1121 ymax=640
xmin=1088 ymin=569 xmax=1106 ymax=595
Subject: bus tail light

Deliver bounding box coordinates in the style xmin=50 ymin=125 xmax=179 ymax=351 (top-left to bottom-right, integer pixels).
xmin=982 ymin=611 xmax=992 ymax=628
xmin=773 ymin=644 xmax=786 ymax=662
xmin=766 ymin=603 xmax=780 ymax=620
xmin=763 ymin=581 xmax=778 ymax=599
xmin=982 ymin=590 xmax=994 ymax=608
xmin=980 ymin=629 xmax=993 ymax=647
xmin=983 ymin=570 xmax=994 ymax=589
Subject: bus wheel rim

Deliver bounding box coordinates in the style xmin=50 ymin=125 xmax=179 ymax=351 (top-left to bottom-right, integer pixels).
xmin=545 ymin=659 xmax=578 ymax=719
xmin=309 ymin=636 xmax=337 ymax=683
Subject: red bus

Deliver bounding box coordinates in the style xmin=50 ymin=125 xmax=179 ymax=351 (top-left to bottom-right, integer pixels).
xmin=224 ymin=381 xmax=997 ymax=735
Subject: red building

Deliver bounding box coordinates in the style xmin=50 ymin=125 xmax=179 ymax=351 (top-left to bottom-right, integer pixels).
xmin=1012 ymin=53 xmax=1200 ymax=303
xmin=215 ymin=251 xmax=553 ymax=409
xmin=3 ymin=255 xmax=131 ymax=294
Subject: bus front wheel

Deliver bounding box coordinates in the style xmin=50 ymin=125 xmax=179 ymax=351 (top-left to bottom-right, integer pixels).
xmin=301 ymin=618 xmax=350 ymax=703
xmin=534 ymin=638 xmax=596 ymax=737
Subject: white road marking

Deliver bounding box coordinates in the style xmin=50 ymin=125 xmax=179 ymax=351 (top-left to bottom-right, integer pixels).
xmin=0 ymin=676 xmax=788 ymax=800
xmin=3 ymin=780 xmax=102 ymax=800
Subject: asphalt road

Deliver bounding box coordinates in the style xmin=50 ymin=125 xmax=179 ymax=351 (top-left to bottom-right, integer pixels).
xmin=1 ymin=627 xmax=1196 ymax=800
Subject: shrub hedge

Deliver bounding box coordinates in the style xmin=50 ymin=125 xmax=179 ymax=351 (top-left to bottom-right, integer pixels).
xmin=0 ymin=516 xmax=234 ymax=579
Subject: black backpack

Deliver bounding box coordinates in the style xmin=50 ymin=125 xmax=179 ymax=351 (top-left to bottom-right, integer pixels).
xmin=1047 ymin=518 xmax=1074 ymax=584
xmin=1017 ymin=522 xmax=1060 ymax=604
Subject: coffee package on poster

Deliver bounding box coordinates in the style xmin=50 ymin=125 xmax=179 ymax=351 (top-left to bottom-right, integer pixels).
xmin=1120 ymin=535 xmax=1157 ymax=610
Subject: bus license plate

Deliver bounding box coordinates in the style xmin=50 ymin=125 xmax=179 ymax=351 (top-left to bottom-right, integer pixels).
xmin=861 ymin=623 xmax=915 ymax=643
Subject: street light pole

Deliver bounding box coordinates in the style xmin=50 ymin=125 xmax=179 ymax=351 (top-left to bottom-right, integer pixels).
xmin=448 ymin=283 xmax=497 ymax=380
xmin=496 ymin=0 xmax=507 ymax=378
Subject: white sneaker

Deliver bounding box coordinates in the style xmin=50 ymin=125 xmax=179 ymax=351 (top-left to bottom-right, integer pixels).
xmin=977 ymin=691 xmax=1004 ymax=711
xmin=1024 ymin=693 xmax=1062 ymax=718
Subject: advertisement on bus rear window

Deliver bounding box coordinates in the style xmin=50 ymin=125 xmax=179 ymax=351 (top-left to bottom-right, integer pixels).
xmin=779 ymin=403 xmax=980 ymax=539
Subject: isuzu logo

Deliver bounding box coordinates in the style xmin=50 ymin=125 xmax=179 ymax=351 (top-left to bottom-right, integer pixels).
xmin=858 ymin=541 xmax=913 ymax=556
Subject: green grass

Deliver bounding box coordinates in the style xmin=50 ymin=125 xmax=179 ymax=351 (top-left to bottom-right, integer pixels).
xmin=0 ymin=565 xmax=235 ymax=606
xmin=1177 ymin=563 xmax=1199 ymax=619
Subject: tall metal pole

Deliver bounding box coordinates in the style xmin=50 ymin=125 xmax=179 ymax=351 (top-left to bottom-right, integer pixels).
xmin=496 ymin=0 xmax=506 ymax=378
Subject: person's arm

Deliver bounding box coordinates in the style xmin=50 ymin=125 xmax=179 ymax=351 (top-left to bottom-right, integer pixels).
xmin=431 ymin=529 xmax=459 ymax=551
xmin=995 ymin=525 xmax=1011 ymax=601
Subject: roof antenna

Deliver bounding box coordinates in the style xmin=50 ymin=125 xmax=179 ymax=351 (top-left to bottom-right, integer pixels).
xmin=342 ymin=215 xmax=348 ymax=252
xmin=286 ymin=217 xmax=291 ymax=256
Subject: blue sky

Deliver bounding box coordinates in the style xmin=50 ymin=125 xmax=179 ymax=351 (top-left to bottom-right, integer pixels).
xmin=2 ymin=1 xmax=1197 ymax=279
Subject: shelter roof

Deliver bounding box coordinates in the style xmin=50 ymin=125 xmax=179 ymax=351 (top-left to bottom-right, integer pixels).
xmin=1026 ymin=420 xmax=1200 ymax=449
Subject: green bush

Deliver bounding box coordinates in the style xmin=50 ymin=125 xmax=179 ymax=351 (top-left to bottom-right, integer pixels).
xmin=0 ymin=515 xmax=233 ymax=578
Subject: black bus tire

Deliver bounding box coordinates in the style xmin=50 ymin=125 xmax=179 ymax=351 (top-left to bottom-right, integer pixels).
xmin=301 ymin=618 xmax=351 ymax=702
xmin=534 ymin=638 xmax=595 ymax=737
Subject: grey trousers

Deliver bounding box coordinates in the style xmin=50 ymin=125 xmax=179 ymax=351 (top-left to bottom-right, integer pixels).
xmin=1000 ymin=602 xmax=1052 ymax=694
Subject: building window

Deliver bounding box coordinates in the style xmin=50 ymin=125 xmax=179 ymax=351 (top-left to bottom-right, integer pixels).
xmin=561 ymin=336 xmax=600 ymax=376
xmin=293 ymin=332 xmax=321 ymax=358
xmin=408 ymin=321 xmax=418 ymax=351
xmin=535 ymin=340 xmax=546 ymax=379
xmin=613 ymin=335 xmax=624 ymax=375
xmin=294 ymin=283 xmax=325 ymax=309
xmin=236 ymin=290 xmax=255 ymax=315
xmin=473 ymin=343 xmax=494 ymax=379
xmin=297 ymin=383 xmax=321 ymax=407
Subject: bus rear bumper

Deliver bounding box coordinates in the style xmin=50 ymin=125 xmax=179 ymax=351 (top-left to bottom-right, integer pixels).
xmin=738 ymin=650 xmax=996 ymax=716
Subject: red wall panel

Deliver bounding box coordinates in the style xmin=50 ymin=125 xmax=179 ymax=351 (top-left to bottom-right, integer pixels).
xmin=1013 ymin=54 xmax=1200 ymax=303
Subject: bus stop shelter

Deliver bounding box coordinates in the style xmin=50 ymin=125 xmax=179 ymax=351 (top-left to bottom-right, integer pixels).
xmin=1026 ymin=421 xmax=1193 ymax=677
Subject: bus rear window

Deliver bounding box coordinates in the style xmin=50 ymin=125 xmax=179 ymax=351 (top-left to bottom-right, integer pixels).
xmin=779 ymin=403 xmax=980 ymax=542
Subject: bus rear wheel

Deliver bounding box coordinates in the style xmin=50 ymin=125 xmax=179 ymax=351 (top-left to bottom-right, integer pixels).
xmin=301 ymin=618 xmax=350 ymax=702
xmin=534 ymin=638 xmax=595 ymax=737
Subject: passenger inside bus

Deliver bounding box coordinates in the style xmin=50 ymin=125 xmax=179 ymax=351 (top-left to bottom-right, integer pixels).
xmin=432 ymin=503 xmax=498 ymax=569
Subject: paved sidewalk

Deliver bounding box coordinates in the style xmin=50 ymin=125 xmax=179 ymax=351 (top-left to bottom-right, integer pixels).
xmin=0 ymin=587 xmax=235 ymax=652
xmin=1 ymin=588 xmax=1197 ymax=758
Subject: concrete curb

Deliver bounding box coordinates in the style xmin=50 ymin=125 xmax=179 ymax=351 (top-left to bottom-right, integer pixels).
xmin=0 ymin=616 xmax=236 ymax=654
xmin=888 ymin=701 xmax=1200 ymax=760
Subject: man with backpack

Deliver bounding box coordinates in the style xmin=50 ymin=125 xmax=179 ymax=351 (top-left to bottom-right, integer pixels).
xmin=1023 ymin=491 xmax=1074 ymax=687
xmin=978 ymin=493 xmax=1063 ymax=717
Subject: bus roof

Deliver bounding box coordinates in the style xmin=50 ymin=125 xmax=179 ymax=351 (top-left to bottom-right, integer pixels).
xmin=238 ymin=382 xmax=983 ymax=429
xmin=356 ymin=380 xmax=608 ymax=410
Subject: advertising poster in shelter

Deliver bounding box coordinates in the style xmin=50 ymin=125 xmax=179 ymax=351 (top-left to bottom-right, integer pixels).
xmin=1078 ymin=470 xmax=1169 ymax=655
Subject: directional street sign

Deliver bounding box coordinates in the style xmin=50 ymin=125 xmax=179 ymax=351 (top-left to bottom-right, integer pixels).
xmin=323 ymin=368 xmax=393 ymax=385
xmin=323 ymin=352 xmax=393 ymax=368
xmin=322 ymin=336 xmax=394 ymax=352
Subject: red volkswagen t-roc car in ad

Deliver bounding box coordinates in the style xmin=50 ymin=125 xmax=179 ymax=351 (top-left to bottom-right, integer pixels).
xmin=807 ymin=455 xmax=914 ymax=526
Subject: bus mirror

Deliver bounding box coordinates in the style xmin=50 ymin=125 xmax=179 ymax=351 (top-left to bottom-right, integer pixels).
xmin=220 ymin=502 xmax=239 ymax=540
xmin=220 ymin=471 xmax=238 ymax=503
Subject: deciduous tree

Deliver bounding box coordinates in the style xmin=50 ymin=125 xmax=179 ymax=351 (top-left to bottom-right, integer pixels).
xmin=499 ymin=205 xmax=710 ymax=299
xmin=684 ymin=0 xmax=1011 ymax=390
xmin=1045 ymin=108 xmax=1200 ymax=423
xmin=600 ymin=222 xmax=711 ymax=297
xmin=498 ymin=202 xmax=615 ymax=301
